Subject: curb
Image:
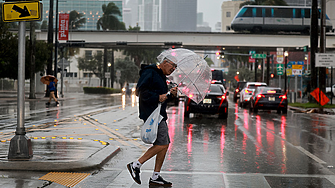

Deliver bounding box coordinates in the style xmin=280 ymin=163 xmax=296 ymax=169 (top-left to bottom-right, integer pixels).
xmin=0 ymin=145 xmax=120 ymax=172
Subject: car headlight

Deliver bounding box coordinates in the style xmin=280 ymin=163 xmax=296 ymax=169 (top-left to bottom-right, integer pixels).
xmin=122 ymin=88 xmax=126 ymax=92
xmin=132 ymin=88 xmax=136 ymax=92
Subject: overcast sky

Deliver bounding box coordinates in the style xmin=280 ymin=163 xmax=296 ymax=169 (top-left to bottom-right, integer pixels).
xmin=198 ymin=0 xmax=228 ymax=29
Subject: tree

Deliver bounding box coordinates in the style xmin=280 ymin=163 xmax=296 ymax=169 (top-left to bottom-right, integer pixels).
xmin=97 ymin=2 xmax=126 ymax=30
xmin=77 ymin=52 xmax=104 ymax=85
xmin=69 ymin=10 xmax=86 ymax=30
xmin=128 ymin=25 xmax=140 ymax=31
xmin=114 ymin=57 xmax=140 ymax=87
xmin=122 ymin=48 xmax=162 ymax=67
xmin=205 ymin=57 xmax=214 ymax=67
xmin=40 ymin=20 xmax=48 ymax=30
xmin=240 ymin=0 xmax=287 ymax=8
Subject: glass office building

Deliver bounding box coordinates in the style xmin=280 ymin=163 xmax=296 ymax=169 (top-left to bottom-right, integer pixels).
xmin=40 ymin=0 xmax=124 ymax=30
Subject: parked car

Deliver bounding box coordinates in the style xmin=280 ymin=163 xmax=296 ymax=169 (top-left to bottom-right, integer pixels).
xmin=233 ymin=81 xmax=246 ymax=102
xmin=239 ymin=88 xmax=255 ymax=108
xmin=326 ymin=84 xmax=335 ymax=97
xmin=249 ymin=87 xmax=287 ymax=114
xmin=184 ymin=84 xmax=229 ymax=119
xmin=122 ymin=83 xmax=137 ymax=95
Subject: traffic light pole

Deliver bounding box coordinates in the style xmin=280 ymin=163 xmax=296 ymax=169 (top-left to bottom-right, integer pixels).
xmin=8 ymin=21 xmax=33 ymax=160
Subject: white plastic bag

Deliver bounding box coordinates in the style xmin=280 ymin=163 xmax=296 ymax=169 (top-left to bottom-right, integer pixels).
xmin=141 ymin=103 xmax=164 ymax=144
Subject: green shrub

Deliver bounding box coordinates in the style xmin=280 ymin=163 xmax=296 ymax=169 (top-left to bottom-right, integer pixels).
xmin=83 ymin=87 xmax=121 ymax=94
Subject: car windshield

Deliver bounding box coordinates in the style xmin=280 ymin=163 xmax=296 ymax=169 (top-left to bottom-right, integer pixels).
xmin=237 ymin=82 xmax=246 ymax=89
xmin=129 ymin=83 xmax=136 ymax=88
xmin=209 ymin=85 xmax=224 ymax=93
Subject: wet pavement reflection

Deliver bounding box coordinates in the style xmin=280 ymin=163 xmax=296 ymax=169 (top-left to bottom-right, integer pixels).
xmin=2 ymin=92 xmax=335 ymax=187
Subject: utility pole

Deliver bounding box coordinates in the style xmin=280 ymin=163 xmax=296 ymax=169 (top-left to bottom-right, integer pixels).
xmin=310 ymin=0 xmax=318 ymax=102
xmin=46 ymin=0 xmax=54 ymax=97
xmin=319 ymin=0 xmax=327 ymax=110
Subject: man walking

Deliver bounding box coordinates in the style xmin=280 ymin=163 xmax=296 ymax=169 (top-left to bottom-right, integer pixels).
xmin=127 ymin=55 xmax=177 ymax=187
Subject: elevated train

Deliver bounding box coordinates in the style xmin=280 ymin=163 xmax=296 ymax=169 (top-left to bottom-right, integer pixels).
xmin=230 ymin=5 xmax=333 ymax=34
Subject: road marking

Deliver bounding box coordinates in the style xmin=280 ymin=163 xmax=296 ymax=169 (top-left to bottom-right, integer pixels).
xmin=296 ymin=146 xmax=326 ymax=164
xmin=141 ymin=170 xmax=335 ymax=178
xmin=82 ymin=116 xmax=130 ymax=146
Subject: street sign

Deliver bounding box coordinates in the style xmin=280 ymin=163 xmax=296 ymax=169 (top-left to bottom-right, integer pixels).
xmin=292 ymin=69 xmax=302 ymax=76
xmin=276 ymin=56 xmax=283 ymax=63
xmin=315 ymin=53 xmax=335 ymax=67
xmin=251 ymin=54 xmax=267 ymax=59
xmin=249 ymin=51 xmax=256 ymax=55
xmin=277 ymin=71 xmax=283 ymax=75
xmin=2 ymin=1 xmax=41 ymax=22
xmin=248 ymin=56 xmax=255 ymax=63
xmin=276 ymin=64 xmax=284 ymax=71
xmin=105 ymin=72 xmax=110 ymax=78
xmin=58 ymin=58 xmax=70 ymax=67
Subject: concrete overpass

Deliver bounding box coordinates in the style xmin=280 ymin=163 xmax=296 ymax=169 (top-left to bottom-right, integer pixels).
xmin=33 ymin=30 xmax=335 ymax=52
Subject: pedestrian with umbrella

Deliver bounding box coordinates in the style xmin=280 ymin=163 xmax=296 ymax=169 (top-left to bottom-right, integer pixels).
xmin=46 ymin=77 xmax=59 ymax=106
xmin=127 ymin=51 xmax=178 ymax=187
xmin=127 ymin=48 xmax=212 ymax=186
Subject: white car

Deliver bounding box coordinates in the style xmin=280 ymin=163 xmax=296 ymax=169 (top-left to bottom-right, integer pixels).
xmin=239 ymin=88 xmax=255 ymax=108
xmin=239 ymin=82 xmax=267 ymax=108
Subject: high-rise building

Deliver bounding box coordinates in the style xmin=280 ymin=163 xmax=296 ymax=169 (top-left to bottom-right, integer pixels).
xmin=124 ymin=0 xmax=139 ymax=29
xmin=40 ymin=0 xmax=124 ymax=30
xmin=138 ymin=0 xmax=160 ymax=31
xmin=161 ymin=0 xmax=197 ymax=32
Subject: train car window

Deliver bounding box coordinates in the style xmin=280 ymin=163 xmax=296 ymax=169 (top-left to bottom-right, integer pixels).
xmin=294 ymin=9 xmax=302 ymax=18
xmin=236 ymin=7 xmax=247 ymax=18
xmin=255 ymin=7 xmax=262 ymax=17
xmin=243 ymin=7 xmax=252 ymax=17
xmin=304 ymin=9 xmax=310 ymax=18
xmin=274 ymin=8 xmax=292 ymax=18
xmin=265 ymin=8 xmax=272 ymax=17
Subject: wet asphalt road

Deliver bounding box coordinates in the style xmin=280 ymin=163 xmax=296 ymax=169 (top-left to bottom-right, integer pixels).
xmin=1 ymin=93 xmax=335 ymax=187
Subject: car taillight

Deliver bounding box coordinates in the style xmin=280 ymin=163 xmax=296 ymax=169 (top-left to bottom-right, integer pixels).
xmin=257 ymin=94 xmax=264 ymax=98
xmin=279 ymin=95 xmax=287 ymax=99
xmin=235 ymin=89 xmax=239 ymax=92
xmin=217 ymin=95 xmax=226 ymax=100
xmin=211 ymin=80 xmax=217 ymax=84
xmin=245 ymin=90 xmax=249 ymax=93
xmin=189 ymin=94 xmax=193 ymax=98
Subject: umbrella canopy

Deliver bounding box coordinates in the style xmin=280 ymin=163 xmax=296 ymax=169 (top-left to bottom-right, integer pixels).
xmin=40 ymin=75 xmax=58 ymax=85
xmin=158 ymin=48 xmax=212 ymax=104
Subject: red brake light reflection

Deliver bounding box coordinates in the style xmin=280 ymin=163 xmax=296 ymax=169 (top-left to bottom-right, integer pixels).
xmin=280 ymin=95 xmax=287 ymax=99
xmin=257 ymin=94 xmax=263 ymax=98
xmin=189 ymin=94 xmax=193 ymax=98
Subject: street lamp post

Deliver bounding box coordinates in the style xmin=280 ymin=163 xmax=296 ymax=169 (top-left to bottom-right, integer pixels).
xmin=108 ymin=63 xmax=111 ymax=88
xmin=284 ymin=51 xmax=288 ymax=95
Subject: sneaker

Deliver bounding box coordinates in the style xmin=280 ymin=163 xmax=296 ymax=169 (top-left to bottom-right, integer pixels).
xmin=127 ymin=162 xmax=141 ymax=184
xmin=45 ymin=102 xmax=50 ymax=105
xmin=149 ymin=176 xmax=172 ymax=187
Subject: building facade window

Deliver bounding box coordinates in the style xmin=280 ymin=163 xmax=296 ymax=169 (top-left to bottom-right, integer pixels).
xmin=226 ymin=12 xmax=231 ymax=18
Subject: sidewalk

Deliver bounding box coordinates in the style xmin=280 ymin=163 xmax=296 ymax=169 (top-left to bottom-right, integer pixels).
xmin=0 ymin=91 xmax=121 ymax=172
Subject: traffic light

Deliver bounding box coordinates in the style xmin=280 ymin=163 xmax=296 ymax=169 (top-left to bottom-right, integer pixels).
xmin=164 ymin=42 xmax=182 ymax=49
xmin=270 ymin=73 xmax=275 ymax=78
xmin=216 ymin=51 xmax=225 ymax=59
xmin=303 ymin=45 xmax=309 ymax=52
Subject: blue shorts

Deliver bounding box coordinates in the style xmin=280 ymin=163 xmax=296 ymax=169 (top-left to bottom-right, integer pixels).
xmin=153 ymin=121 xmax=170 ymax=145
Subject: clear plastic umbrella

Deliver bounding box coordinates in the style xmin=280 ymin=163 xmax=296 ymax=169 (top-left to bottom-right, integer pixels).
xmin=157 ymin=48 xmax=212 ymax=104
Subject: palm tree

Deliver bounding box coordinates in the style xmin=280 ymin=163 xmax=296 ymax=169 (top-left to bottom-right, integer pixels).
xmin=96 ymin=2 xmax=126 ymax=30
xmin=69 ymin=10 xmax=86 ymax=30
